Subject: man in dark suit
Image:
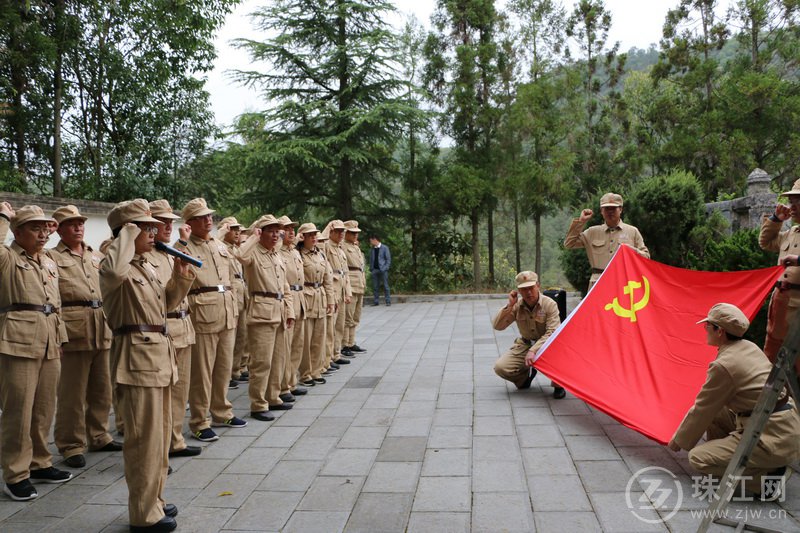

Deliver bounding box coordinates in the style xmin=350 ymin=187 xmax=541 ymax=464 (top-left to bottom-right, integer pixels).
xmin=369 ymin=235 xmax=391 ymax=306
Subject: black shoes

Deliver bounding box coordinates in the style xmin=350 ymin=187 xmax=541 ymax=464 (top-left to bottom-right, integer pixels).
xmin=3 ymin=479 xmax=37 ymax=501
xmin=340 ymin=347 xmax=354 ymax=357
xmin=228 ymin=380 xmax=239 ymax=389
xmin=291 ymin=387 xmax=308 ymax=395
xmin=163 ymin=503 xmax=178 ymax=517
xmin=518 ymin=368 xmax=538 ymax=390
xmin=279 ymin=392 xmax=296 ymax=403
xmin=350 ymin=345 xmax=366 ymax=353
xmin=30 ymin=466 xmax=72 ymax=484
xmin=334 ymin=358 xmax=350 ymax=365
xmin=313 ymin=377 xmax=326 ymax=384
xmin=251 ymin=411 xmax=275 ymax=422
xmin=301 ymin=379 xmax=316 ymax=387
xmin=270 ymin=403 xmax=293 ymax=411
xmin=236 ymin=374 xmax=249 ymax=382
xmin=553 ymin=387 xmax=567 ymax=399
xmin=130 ymin=515 xmax=177 ymax=532
xmin=64 ymin=454 xmax=86 ymax=468
xmin=169 ymin=446 xmax=202 ymax=457
xmin=94 ymin=441 xmax=123 ymax=452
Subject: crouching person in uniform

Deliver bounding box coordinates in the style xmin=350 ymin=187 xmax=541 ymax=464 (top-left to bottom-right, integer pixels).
xmin=0 ymin=203 xmax=72 ymax=500
xmin=491 ymin=271 xmax=565 ymax=399
xmin=100 ymin=199 xmax=195 ymax=532
xmin=668 ymin=303 xmax=800 ymax=498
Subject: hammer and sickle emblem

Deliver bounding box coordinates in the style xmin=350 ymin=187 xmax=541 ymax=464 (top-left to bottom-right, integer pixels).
xmin=604 ymin=276 xmax=650 ymax=322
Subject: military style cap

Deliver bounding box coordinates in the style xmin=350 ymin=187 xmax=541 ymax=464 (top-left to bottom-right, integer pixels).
xmin=298 ymin=222 xmax=319 ymax=235
xmin=278 ymin=215 xmax=298 ymax=227
xmin=344 ymin=220 xmax=361 ymax=232
xmin=696 ymin=303 xmax=750 ymax=337
xmin=52 ymin=205 xmax=87 ymax=225
xmin=780 ymin=178 xmax=800 ymax=197
xmin=600 ymin=193 xmax=623 ymax=207
xmin=328 ymin=219 xmax=346 ymax=230
xmin=181 ymin=197 xmax=215 ymax=221
xmin=219 ymin=216 xmax=242 ymax=229
xmin=515 ymin=271 xmax=539 ymax=289
xmin=149 ymin=199 xmax=181 ymax=220
xmin=254 ymin=214 xmax=280 ymax=229
xmin=107 ymin=199 xmax=163 ymax=230
xmin=12 ymin=205 xmax=56 ymax=230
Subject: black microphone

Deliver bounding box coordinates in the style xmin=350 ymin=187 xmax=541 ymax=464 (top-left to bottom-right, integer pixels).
xmin=155 ymin=241 xmax=203 ymax=268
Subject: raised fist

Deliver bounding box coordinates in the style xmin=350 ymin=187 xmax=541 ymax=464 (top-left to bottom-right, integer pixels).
xmin=579 ymin=208 xmax=593 ymax=222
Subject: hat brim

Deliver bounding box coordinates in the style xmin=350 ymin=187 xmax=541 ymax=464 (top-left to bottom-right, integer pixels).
xmin=133 ymin=216 xmax=165 ymax=225
xmin=517 ymin=281 xmax=537 ymax=289
xmin=13 ymin=215 xmax=56 ymax=229
xmin=153 ymin=212 xmax=181 ymax=220
xmin=696 ymin=317 xmax=710 ymax=325
xmin=301 ymin=229 xmax=319 ymax=235
xmin=186 ymin=208 xmax=216 ymax=219
xmin=600 ymin=203 xmax=622 ymax=208
xmin=282 ymin=222 xmax=299 ymax=227
xmin=779 ymin=191 xmax=800 ymax=197
xmin=56 ymin=215 xmax=88 ymax=224
xmin=346 ymin=227 xmax=361 ymax=233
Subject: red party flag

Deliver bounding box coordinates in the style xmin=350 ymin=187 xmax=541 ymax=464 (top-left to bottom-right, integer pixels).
xmin=534 ymin=245 xmax=783 ymax=444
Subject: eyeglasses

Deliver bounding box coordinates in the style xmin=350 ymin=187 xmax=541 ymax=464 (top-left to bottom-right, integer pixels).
xmin=137 ymin=224 xmax=159 ymax=235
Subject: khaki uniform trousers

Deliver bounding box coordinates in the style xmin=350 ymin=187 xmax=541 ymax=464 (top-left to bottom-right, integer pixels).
xmin=764 ymin=288 xmax=799 ymax=373
xmin=54 ymin=348 xmax=113 ymax=458
xmin=247 ymin=322 xmax=287 ymax=412
xmin=189 ymin=328 xmax=235 ymax=432
xmin=689 ymin=409 xmax=793 ymax=493
xmin=117 ymin=383 xmax=170 ymax=527
xmin=0 ymin=354 xmax=60 ymax=484
xmin=300 ymin=317 xmax=326 ymax=381
xmin=493 ymin=343 xmax=531 ymax=389
xmin=282 ymin=318 xmax=305 ymax=395
xmin=169 ymin=346 xmax=192 ymax=452
xmin=231 ymin=293 xmax=249 ymax=379
xmin=344 ymin=293 xmax=363 ymax=347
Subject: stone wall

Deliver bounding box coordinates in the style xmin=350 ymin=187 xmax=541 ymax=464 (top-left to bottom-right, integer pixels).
xmin=704 ymin=168 xmax=782 ymax=233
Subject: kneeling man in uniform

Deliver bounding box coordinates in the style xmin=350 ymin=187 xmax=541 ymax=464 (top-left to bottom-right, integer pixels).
xmin=491 ymin=271 xmax=565 ymax=398
xmin=668 ymin=303 xmax=800 ymax=496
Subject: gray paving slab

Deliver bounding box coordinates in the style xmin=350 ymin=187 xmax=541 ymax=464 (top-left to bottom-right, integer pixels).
xmin=4 ymin=299 xmax=797 ymax=532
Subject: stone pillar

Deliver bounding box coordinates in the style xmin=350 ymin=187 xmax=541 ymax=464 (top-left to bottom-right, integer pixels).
xmin=746 ymin=168 xmax=772 ymax=195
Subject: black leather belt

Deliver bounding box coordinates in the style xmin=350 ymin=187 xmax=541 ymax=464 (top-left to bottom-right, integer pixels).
xmin=592 ymin=268 xmax=605 ymax=274
xmin=289 ymin=284 xmax=303 ymax=291
xmin=739 ymin=397 xmax=792 ymax=418
xmin=189 ymin=285 xmax=232 ymax=295
xmin=112 ymin=324 xmax=167 ymax=337
xmin=62 ymin=300 xmax=102 ymax=309
xmin=166 ymin=310 xmax=190 ymax=319
xmin=304 ymin=281 xmax=322 ymax=288
xmin=775 ymin=281 xmax=800 ymax=291
xmin=348 ymin=267 xmax=363 ymax=271
xmin=251 ymin=291 xmax=284 ymax=301
xmin=0 ymin=303 xmax=59 ymax=315
xmin=517 ymin=337 xmax=532 ymax=345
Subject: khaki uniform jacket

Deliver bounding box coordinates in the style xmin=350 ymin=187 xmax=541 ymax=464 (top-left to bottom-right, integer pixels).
xmin=100 ymin=225 xmax=195 ymax=387
xmin=175 ymin=235 xmax=238 ymax=333
xmin=280 ymin=244 xmax=305 ymax=319
xmin=343 ymin=242 xmax=366 ymax=294
xmin=0 ymin=218 xmax=67 ymax=359
xmin=492 ymin=294 xmax=561 ymax=354
xmin=48 ymin=241 xmax=111 ymax=352
xmin=225 ymin=241 xmax=248 ymax=311
xmin=324 ymin=241 xmax=352 ymax=304
xmin=672 ymin=339 xmax=800 ymax=460
xmin=564 ymin=220 xmax=650 ymax=271
xmin=759 ymin=217 xmax=800 ymax=306
xmin=145 ymin=249 xmax=195 ymax=349
xmin=236 ymin=237 xmax=295 ymax=325
xmin=300 ymin=247 xmax=334 ymax=319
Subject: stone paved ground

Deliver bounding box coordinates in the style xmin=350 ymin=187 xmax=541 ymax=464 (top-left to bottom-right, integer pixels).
xmin=1 ymin=299 xmax=800 ymax=532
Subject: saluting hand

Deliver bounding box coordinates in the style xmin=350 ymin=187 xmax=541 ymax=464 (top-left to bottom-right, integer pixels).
xmin=178 ymin=224 xmax=191 ymax=241
xmin=507 ymin=290 xmax=518 ymax=308
xmin=579 ymin=208 xmax=593 ymax=223
xmin=0 ymin=201 xmax=15 ymax=219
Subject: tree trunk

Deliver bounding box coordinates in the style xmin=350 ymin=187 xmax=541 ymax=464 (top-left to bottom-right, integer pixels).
xmin=534 ymin=212 xmax=542 ymax=276
xmin=411 ymin=227 xmax=418 ymax=292
xmin=52 ymin=0 xmax=65 ymax=197
xmin=487 ymin=208 xmax=494 ymax=286
xmin=513 ymin=198 xmax=521 ymax=272
xmin=471 ymin=211 xmax=481 ymax=289
xmin=336 ymin=3 xmax=353 ymax=220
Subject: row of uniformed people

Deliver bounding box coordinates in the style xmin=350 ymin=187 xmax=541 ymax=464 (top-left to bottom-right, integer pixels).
xmin=0 ymin=197 xmax=368 ymax=532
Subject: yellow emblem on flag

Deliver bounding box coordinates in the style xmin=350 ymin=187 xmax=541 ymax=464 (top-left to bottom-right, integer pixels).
xmin=604 ymin=276 xmax=650 ymax=323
